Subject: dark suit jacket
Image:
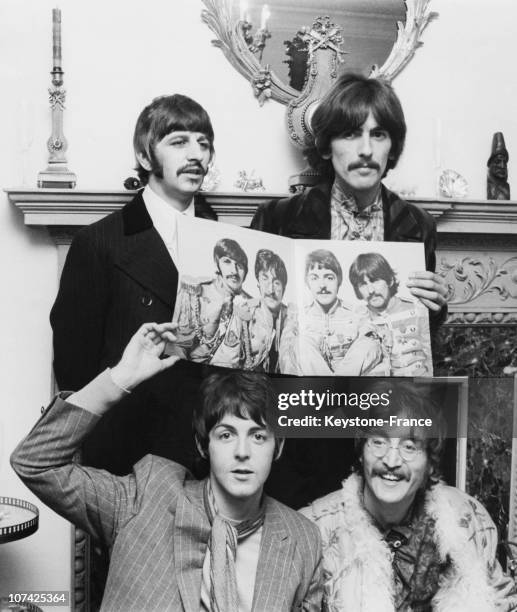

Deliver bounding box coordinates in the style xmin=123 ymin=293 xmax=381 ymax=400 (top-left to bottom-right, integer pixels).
xmin=50 ymin=191 xmax=217 ymax=475
xmin=11 ymin=397 xmax=323 ymax=612
xmin=250 ymin=182 xmax=438 ymax=273
xmin=251 ymin=182 xmax=445 ymax=509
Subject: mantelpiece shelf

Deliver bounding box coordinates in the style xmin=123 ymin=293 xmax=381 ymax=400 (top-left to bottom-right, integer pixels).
xmin=6 ymin=188 xmax=517 ymax=234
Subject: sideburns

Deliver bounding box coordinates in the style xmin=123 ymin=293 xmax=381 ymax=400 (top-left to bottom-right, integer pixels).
xmin=148 ymin=147 xmax=164 ymax=180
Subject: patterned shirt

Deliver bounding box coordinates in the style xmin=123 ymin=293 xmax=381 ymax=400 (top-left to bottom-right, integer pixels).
xmin=330 ymin=181 xmax=384 ymax=241
xmin=374 ymin=494 xmax=449 ymax=611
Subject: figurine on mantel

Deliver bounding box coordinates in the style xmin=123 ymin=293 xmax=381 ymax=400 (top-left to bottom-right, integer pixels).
xmin=487 ymin=132 xmax=510 ymax=200
xmin=235 ymin=170 xmax=265 ymax=192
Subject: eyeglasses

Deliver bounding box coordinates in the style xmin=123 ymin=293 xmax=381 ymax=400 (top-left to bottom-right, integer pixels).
xmin=366 ymin=437 xmax=424 ymax=462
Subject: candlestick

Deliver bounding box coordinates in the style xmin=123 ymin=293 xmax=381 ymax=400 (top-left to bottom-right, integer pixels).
xmin=38 ymin=8 xmax=76 ymax=188
xmin=52 ymin=8 xmax=62 ymax=70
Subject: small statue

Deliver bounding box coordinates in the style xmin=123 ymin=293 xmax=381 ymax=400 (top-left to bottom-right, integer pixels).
xmin=487 ymin=132 xmax=510 ymax=200
xmin=234 ymin=170 xmax=265 ymax=192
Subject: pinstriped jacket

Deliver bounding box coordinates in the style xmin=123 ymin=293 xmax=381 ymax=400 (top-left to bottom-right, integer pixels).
xmin=49 ymin=191 xmax=218 ymax=477
xmin=11 ymin=397 xmax=323 ymax=612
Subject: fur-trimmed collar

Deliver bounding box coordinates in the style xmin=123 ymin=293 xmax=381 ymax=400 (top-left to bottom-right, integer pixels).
xmin=311 ymin=474 xmax=499 ymax=611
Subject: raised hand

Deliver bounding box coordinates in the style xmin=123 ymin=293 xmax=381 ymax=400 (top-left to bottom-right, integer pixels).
xmin=110 ymin=322 xmax=179 ymax=391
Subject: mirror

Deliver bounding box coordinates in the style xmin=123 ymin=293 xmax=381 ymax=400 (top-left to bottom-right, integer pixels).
xmin=202 ymin=0 xmax=436 ymax=146
xmin=232 ymin=0 xmax=406 ymax=91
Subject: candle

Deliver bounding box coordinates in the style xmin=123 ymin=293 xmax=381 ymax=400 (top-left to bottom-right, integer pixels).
xmin=240 ymin=0 xmax=247 ymax=21
xmin=260 ymin=4 xmax=270 ymax=30
xmin=52 ymin=8 xmax=62 ymax=69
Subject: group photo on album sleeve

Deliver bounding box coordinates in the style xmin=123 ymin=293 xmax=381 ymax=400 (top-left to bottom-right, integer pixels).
xmin=169 ymin=215 xmax=296 ymax=372
xmin=169 ymin=215 xmax=432 ymax=377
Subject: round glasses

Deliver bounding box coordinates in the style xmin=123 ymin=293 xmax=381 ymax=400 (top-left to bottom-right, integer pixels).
xmin=366 ymin=437 xmax=424 ymax=462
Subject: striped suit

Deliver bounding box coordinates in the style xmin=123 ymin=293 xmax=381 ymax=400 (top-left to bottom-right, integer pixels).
xmin=11 ymin=397 xmax=323 ymax=612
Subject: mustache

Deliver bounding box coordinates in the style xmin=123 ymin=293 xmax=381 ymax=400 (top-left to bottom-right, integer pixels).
xmin=177 ymin=162 xmax=206 ymax=176
xmin=348 ymin=161 xmax=381 ymax=172
xmin=373 ymin=467 xmax=409 ymax=480
xmin=367 ymin=293 xmax=384 ymax=300
xmin=317 ymin=288 xmax=333 ymax=295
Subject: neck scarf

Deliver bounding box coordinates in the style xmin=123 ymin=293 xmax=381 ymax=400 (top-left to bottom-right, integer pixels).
xmin=330 ymin=182 xmax=384 ymax=241
xmin=203 ymin=479 xmax=265 ymax=612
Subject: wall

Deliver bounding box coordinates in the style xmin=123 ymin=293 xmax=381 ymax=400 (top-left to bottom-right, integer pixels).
xmin=0 ymin=0 xmax=516 ymax=607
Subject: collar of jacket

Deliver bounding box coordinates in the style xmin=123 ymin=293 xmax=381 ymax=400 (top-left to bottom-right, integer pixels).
xmin=292 ymin=181 xmax=426 ymax=243
xmin=314 ymin=473 xmax=500 ymax=612
xmin=122 ymin=190 xmax=217 ymax=235
xmin=174 ymin=477 xmax=291 ymax=612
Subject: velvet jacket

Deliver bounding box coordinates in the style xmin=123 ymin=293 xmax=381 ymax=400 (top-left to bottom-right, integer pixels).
xmin=250 ymin=182 xmax=438 ymax=274
xmin=250 ymin=183 xmax=445 ymax=510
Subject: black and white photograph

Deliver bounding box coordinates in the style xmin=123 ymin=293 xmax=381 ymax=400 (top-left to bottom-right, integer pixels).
xmin=2 ymin=0 xmax=517 ymax=611
xmin=291 ymin=239 xmax=432 ymax=376
xmin=171 ymin=215 xmax=294 ymax=372
xmin=171 ymin=215 xmax=431 ymax=376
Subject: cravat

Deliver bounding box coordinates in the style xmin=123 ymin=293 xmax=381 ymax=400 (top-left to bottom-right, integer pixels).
xmin=203 ymin=479 xmax=265 ymax=612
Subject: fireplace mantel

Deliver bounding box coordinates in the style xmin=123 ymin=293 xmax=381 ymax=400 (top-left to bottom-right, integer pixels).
xmin=6 ymin=187 xmax=517 ymax=234
xmin=7 ymin=187 xmax=517 ymax=328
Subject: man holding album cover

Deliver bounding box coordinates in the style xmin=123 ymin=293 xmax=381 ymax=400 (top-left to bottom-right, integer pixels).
xmin=251 ymin=72 xmax=447 ymax=327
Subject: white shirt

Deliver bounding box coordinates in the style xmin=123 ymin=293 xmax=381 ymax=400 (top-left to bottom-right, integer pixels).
xmin=142 ymin=184 xmax=195 ymax=265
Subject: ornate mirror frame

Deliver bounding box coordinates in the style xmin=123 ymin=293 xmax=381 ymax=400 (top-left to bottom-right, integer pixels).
xmin=201 ymin=0 xmax=437 ymax=146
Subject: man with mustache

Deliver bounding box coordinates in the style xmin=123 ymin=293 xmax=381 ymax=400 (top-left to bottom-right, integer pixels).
xmin=301 ymin=380 xmax=517 ymax=611
xmin=51 ymin=93 xmax=218 ymax=480
xmin=245 ymin=249 xmax=291 ymax=372
xmin=251 ymin=73 xmax=447 ymax=329
xmin=281 ymin=249 xmax=381 ymax=375
xmin=349 ymin=252 xmax=432 ymax=376
xmin=174 ymin=238 xmax=253 ymax=368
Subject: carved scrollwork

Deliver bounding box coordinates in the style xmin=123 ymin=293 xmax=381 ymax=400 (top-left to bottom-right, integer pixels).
xmin=439 ymin=255 xmax=517 ymax=305
xmin=298 ymin=16 xmax=346 ymax=58
xmin=445 ymin=311 xmax=517 ymax=325
xmin=201 ymin=0 xmax=436 ymax=107
xmin=201 ymin=0 xmax=297 ymax=105
xmin=251 ymin=66 xmax=273 ymax=106
xmin=48 ymin=87 xmax=66 ymax=110
xmin=370 ymin=0 xmax=437 ymax=80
